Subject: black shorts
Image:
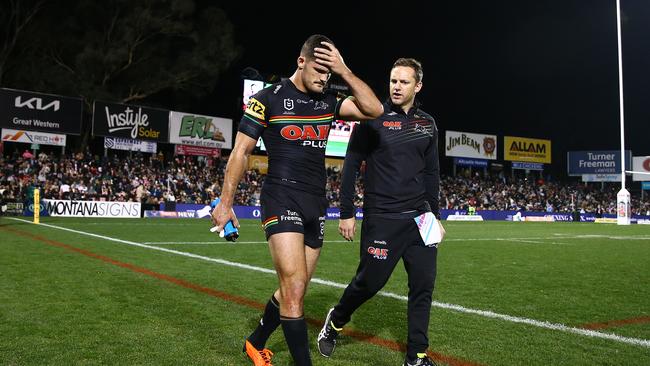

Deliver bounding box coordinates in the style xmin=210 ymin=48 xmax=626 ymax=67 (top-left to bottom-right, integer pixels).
xmin=260 ymin=185 xmax=328 ymax=249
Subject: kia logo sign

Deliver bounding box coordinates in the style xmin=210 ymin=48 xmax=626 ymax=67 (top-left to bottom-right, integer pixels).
xmin=644 ymin=158 xmax=650 ymax=171
xmin=1 ymin=88 xmax=83 ymax=135
xmin=15 ymin=96 xmax=60 ymax=111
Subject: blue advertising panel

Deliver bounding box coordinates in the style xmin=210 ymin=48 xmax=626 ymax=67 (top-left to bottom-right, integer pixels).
xmin=147 ymin=205 xmax=650 ymax=222
xmin=512 ymin=162 xmax=544 ymax=171
xmin=453 ymin=157 xmax=489 ymax=167
xmin=567 ymin=150 xmax=632 ymax=176
xmin=642 ymin=182 xmax=650 ymax=191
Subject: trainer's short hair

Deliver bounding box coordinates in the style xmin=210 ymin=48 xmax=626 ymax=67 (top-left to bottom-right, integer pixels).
xmin=392 ymin=58 xmax=423 ymax=83
xmin=301 ymin=34 xmax=335 ymax=59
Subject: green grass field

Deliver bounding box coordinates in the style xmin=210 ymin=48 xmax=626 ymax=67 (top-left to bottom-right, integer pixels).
xmin=1 ymin=217 xmax=649 ymax=365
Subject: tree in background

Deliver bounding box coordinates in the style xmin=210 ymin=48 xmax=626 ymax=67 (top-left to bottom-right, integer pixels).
xmin=0 ymin=0 xmax=240 ymax=149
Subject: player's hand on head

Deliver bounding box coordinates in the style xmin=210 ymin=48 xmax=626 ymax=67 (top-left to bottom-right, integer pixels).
xmin=314 ymin=41 xmax=350 ymax=77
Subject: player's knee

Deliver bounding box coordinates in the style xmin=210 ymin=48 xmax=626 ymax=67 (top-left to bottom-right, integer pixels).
xmin=279 ymin=281 xmax=306 ymax=316
xmin=279 ymin=279 xmax=307 ymax=304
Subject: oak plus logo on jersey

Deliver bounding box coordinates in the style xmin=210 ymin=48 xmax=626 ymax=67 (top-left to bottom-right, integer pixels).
xmin=367 ymin=246 xmax=389 ymax=260
xmin=280 ymin=124 xmax=330 ymax=149
xmin=15 ymin=96 xmax=60 ymax=111
xmin=383 ymin=121 xmax=402 ymax=130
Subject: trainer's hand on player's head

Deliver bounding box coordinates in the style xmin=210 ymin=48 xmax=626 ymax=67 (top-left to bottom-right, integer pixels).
xmin=338 ymin=217 xmax=356 ymax=241
xmin=314 ymin=41 xmax=351 ymax=77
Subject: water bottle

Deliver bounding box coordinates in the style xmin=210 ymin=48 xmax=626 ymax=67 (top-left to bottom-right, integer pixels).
xmin=210 ymin=198 xmax=239 ymax=242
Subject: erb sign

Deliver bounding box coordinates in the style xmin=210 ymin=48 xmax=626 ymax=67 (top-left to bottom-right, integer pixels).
xmin=169 ymin=111 xmax=233 ymax=149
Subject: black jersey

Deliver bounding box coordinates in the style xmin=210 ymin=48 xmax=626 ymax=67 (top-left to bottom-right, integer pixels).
xmin=339 ymin=101 xmax=440 ymax=219
xmin=239 ymin=79 xmax=344 ymax=195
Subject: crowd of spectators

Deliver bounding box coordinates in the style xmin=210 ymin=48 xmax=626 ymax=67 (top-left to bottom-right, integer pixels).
xmin=1 ymin=150 xmax=649 ymax=216
xmin=439 ymin=172 xmax=650 ymax=215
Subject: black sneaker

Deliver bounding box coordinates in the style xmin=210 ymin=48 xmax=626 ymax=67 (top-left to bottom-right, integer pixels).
xmin=403 ymin=354 xmax=438 ymax=366
xmin=317 ymin=307 xmax=342 ymax=357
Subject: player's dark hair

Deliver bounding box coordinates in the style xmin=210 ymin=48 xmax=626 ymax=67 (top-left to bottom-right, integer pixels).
xmin=392 ymin=58 xmax=423 ymax=83
xmin=301 ymin=34 xmax=334 ymax=59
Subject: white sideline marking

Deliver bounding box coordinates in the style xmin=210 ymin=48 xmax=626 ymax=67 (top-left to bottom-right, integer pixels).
xmin=553 ymin=233 xmax=650 ymax=241
xmin=8 ymin=218 xmax=650 ymax=348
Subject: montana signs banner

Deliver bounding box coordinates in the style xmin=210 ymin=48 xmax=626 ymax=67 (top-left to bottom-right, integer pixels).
xmin=504 ymin=136 xmax=552 ymax=164
xmin=2 ymin=128 xmax=66 ymax=146
xmin=0 ymin=88 xmax=83 ymax=135
xmin=92 ymin=101 xmax=169 ymax=142
xmin=445 ymin=130 xmax=497 ymax=160
xmin=104 ymin=137 xmax=157 ymax=153
xmin=169 ymin=111 xmax=233 ymax=149
xmin=43 ymin=199 xmax=141 ymax=218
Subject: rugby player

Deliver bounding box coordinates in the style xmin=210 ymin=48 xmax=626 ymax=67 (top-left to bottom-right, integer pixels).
xmin=212 ymin=34 xmax=382 ymax=366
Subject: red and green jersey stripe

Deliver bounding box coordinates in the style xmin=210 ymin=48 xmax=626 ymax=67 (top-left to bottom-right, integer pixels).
xmin=269 ymin=113 xmax=334 ymax=124
xmin=262 ymin=216 xmax=279 ymax=230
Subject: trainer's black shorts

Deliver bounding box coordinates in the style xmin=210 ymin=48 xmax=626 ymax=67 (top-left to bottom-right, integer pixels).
xmin=260 ymin=184 xmax=328 ymax=249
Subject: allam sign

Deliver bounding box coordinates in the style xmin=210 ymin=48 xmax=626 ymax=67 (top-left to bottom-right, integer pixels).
xmin=92 ymin=101 xmax=168 ymax=142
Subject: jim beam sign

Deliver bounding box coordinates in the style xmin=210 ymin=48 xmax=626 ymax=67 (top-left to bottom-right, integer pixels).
xmin=92 ymin=101 xmax=169 ymax=142
xmin=445 ymin=130 xmax=497 ymax=160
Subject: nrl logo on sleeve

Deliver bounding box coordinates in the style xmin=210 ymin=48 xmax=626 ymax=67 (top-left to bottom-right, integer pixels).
xmin=284 ymin=98 xmax=294 ymax=111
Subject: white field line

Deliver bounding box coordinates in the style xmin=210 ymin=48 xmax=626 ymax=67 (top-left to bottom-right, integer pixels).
xmin=7 ymin=218 xmax=650 ymax=348
xmin=553 ymin=233 xmax=650 ymax=241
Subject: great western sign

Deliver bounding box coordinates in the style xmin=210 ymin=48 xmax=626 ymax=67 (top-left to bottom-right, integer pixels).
xmin=0 ymin=88 xmax=83 ymax=135
xmin=92 ymin=101 xmax=169 ymax=142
